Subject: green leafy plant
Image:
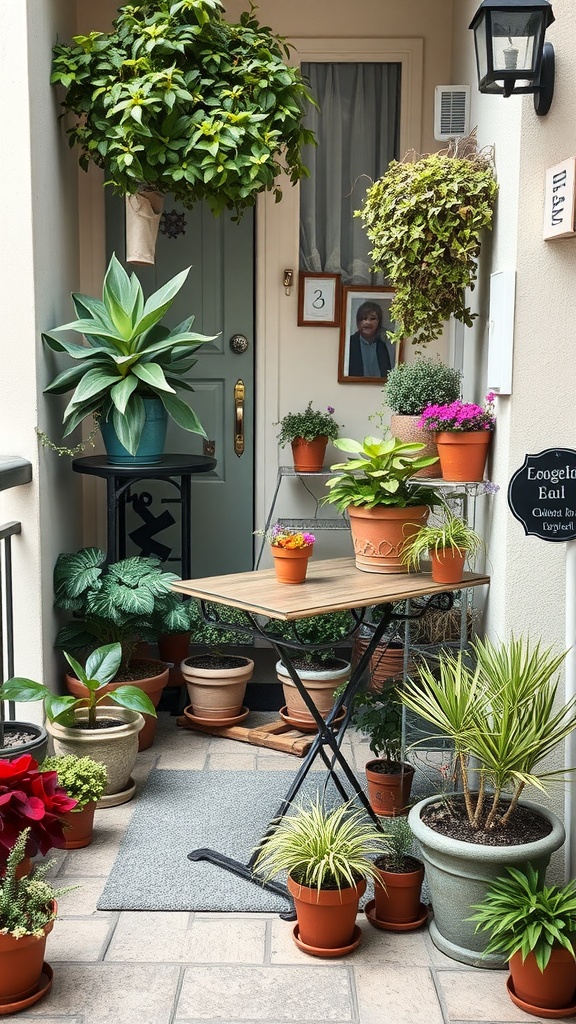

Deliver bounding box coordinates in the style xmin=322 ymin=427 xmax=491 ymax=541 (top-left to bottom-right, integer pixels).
xmin=400 ymin=506 xmax=485 ymax=570
xmin=0 ymin=828 xmax=73 ymax=938
xmin=347 ymin=687 xmax=403 ymax=763
xmin=276 ymin=402 xmax=340 ymax=446
xmin=41 ymin=255 xmax=213 ymax=456
xmin=356 ymin=143 xmax=498 ymax=346
xmin=0 ymin=643 xmax=157 ymax=729
xmin=267 ymin=611 xmax=354 ymax=668
xmin=253 ymin=796 xmax=388 ymax=891
xmin=188 ymin=600 xmax=253 ymax=655
xmin=322 ymin=435 xmax=440 ymax=511
xmin=399 ymin=636 xmax=574 ymax=832
xmin=383 ymin=359 xmax=462 ymax=416
xmin=53 ymin=547 xmax=179 ymax=673
xmin=144 ymin=591 xmax=193 ymax=640
xmin=51 ymin=0 xmax=314 ymax=217
xmin=469 ymin=864 xmax=576 ymax=971
xmin=40 ymin=755 xmax=108 ymax=810
xmin=377 ymin=816 xmax=416 ymax=872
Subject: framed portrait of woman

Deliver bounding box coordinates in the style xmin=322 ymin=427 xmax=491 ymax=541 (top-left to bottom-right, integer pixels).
xmin=338 ymin=286 xmax=403 ymax=383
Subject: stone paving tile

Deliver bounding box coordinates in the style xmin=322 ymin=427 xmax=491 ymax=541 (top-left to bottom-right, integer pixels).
xmin=48 ymin=916 xmax=112 ymax=961
xmin=436 ymin=968 xmax=548 ymax=1022
xmin=106 ymin=911 xmax=267 ymax=964
xmin=155 ymin=732 xmax=210 ymax=769
xmin=208 ymin=751 xmax=258 ymax=770
xmin=23 ymin=964 xmax=180 ymax=1022
xmin=56 ymin=829 xmax=125 ymax=877
xmin=56 ymin=877 xmax=110 ymax=915
xmin=354 ymin=963 xmax=443 ymax=1024
xmin=13 ymin=1019 xmax=81 ymax=1023
xmin=177 ymin=964 xmax=354 ymax=1020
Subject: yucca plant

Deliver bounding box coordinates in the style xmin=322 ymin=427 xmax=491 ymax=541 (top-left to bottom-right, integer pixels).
xmin=253 ymin=796 xmax=388 ymax=891
xmin=400 ymin=636 xmax=574 ymax=832
xmin=400 ymin=505 xmax=484 ymax=570
xmin=41 ymin=254 xmax=214 ymax=456
xmin=469 ymin=864 xmax=576 ymax=971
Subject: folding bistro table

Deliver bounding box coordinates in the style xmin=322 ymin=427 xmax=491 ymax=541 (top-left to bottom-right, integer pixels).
xmin=173 ymin=557 xmax=489 ymax=906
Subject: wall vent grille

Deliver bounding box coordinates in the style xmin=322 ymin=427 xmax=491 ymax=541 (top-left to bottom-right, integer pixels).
xmin=434 ymin=85 xmax=470 ymax=141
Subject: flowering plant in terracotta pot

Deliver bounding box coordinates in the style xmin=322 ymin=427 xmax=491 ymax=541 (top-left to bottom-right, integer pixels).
xmin=418 ymin=393 xmax=496 ymax=482
xmin=0 ymin=754 xmax=77 ymax=861
xmin=263 ymin=525 xmax=316 ymax=585
xmin=418 ymin=393 xmax=496 ymax=433
xmin=276 ymin=402 xmax=340 ymax=472
xmin=381 ymin=359 xmax=462 ymax=478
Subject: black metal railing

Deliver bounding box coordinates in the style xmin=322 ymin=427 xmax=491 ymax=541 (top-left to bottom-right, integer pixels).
xmin=0 ymin=457 xmax=32 ymax=747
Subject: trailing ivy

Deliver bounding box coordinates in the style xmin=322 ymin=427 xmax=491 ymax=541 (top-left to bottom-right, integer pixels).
xmin=51 ymin=0 xmax=315 ymax=216
xmin=356 ymin=144 xmax=498 ymax=346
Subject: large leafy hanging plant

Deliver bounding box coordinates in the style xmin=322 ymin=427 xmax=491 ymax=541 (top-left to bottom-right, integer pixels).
xmin=51 ymin=0 xmax=315 ymax=216
xmin=356 ymin=137 xmax=498 ymax=347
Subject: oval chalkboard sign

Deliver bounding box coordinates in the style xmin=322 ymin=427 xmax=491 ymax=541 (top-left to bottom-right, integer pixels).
xmin=508 ymin=448 xmax=576 ymax=542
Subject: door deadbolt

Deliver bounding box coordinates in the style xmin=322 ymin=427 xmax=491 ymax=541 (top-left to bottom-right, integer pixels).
xmin=230 ymin=334 xmax=249 ymax=354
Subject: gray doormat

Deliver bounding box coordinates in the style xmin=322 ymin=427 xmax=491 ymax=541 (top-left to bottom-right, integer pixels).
xmin=97 ymin=768 xmax=356 ymax=913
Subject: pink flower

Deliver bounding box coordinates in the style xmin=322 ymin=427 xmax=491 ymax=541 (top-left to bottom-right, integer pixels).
xmin=418 ymin=394 xmax=496 ymax=433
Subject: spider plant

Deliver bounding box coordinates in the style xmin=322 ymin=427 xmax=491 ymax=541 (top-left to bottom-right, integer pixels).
xmin=400 ymin=505 xmax=484 ymax=570
xmin=252 ymin=797 xmax=388 ymax=891
xmin=400 ymin=636 xmax=574 ymax=832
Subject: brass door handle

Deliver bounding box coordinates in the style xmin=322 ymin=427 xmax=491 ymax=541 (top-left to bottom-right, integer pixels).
xmin=234 ymin=380 xmax=245 ymax=457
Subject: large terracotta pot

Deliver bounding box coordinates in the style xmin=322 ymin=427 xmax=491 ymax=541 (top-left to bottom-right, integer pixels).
xmin=0 ymin=904 xmax=54 ymax=1005
xmin=65 ymin=659 xmax=168 ymax=750
xmin=46 ymin=707 xmax=144 ymax=800
xmin=347 ymin=504 xmax=430 ymax=574
xmin=429 ymin=547 xmax=466 ymax=585
xmin=509 ymin=948 xmax=576 ymax=1010
xmin=435 ymin=430 xmax=492 ymax=482
xmin=60 ymin=802 xmax=97 ymax=850
xmin=288 ymin=875 xmax=365 ymax=951
xmin=291 ymin=436 xmax=328 ymax=472
xmin=181 ymin=655 xmax=254 ymax=720
xmin=365 ymin=759 xmax=415 ymax=817
xmin=374 ymin=858 xmax=425 ymax=924
xmin=276 ymin=659 xmax=350 ymax=726
xmin=391 ymin=415 xmax=439 ymax=479
xmin=158 ymin=632 xmax=191 ymax=688
xmin=271 ymin=545 xmax=313 ymax=584
xmin=352 ymin=635 xmax=410 ymax=692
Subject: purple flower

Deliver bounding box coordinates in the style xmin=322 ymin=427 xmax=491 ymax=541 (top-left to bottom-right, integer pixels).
xmin=327 ymin=406 xmax=335 ymax=415
xmin=418 ymin=394 xmax=496 ymax=433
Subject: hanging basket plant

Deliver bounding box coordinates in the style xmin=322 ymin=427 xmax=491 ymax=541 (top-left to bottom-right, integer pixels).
xmin=51 ymin=0 xmax=315 ymax=218
xmin=356 ymin=135 xmax=498 ymax=347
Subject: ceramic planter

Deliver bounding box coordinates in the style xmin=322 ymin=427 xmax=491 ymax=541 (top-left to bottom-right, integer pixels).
xmin=374 ymin=858 xmax=425 ymax=925
xmin=0 ymin=721 xmax=48 ymax=763
xmin=508 ymin=948 xmax=576 ymax=1011
xmin=0 ymin=904 xmax=54 ymax=1006
xmin=100 ymin=396 xmax=168 ymax=465
xmin=60 ymin=802 xmax=97 ymax=850
xmin=271 ymin=545 xmax=313 ymax=584
xmin=288 ymin=874 xmax=365 ymax=953
xmin=365 ymin=759 xmax=415 ymax=817
xmin=347 ymin=504 xmax=429 ymax=574
xmin=46 ymin=707 xmax=144 ymax=802
xmin=65 ymin=659 xmax=168 ymax=751
xmin=181 ymin=655 xmax=254 ymax=720
xmin=275 ymin=659 xmax=350 ymax=726
xmin=291 ymin=435 xmax=328 ymax=473
xmin=435 ymin=430 xmax=492 ymax=482
xmin=429 ymin=547 xmax=466 ymax=585
xmin=390 ymin=415 xmax=439 ymax=479
xmin=409 ymin=795 xmax=566 ymax=967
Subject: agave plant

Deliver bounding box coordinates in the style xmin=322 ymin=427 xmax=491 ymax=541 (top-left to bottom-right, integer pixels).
xmin=42 ymin=254 xmax=214 ymax=455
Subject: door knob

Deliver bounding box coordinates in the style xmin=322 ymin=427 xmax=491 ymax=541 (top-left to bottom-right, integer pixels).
xmin=230 ymin=334 xmax=249 ymax=354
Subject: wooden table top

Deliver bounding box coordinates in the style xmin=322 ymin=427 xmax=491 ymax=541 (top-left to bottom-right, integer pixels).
xmin=172 ymin=557 xmax=490 ymax=621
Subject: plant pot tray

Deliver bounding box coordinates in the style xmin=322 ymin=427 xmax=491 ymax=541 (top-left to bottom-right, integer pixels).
xmin=176 ymin=714 xmax=314 ymax=756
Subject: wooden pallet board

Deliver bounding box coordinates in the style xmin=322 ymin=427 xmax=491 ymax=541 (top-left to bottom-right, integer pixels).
xmin=176 ymin=714 xmax=314 ymax=756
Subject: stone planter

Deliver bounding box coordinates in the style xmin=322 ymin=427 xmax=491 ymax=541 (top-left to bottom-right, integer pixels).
xmin=46 ymin=707 xmax=144 ymax=802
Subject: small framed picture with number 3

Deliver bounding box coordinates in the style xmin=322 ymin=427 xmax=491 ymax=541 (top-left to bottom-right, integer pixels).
xmin=297 ymin=272 xmax=342 ymax=327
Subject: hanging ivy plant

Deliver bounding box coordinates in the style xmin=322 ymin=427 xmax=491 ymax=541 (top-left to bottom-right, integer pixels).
xmin=51 ymin=0 xmax=315 ymax=216
xmin=356 ymin=141 xmax=498 ymax=346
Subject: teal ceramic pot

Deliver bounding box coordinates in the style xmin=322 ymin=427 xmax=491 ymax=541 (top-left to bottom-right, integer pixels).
xmin=100 ymin=398 xmax=168 ymax=466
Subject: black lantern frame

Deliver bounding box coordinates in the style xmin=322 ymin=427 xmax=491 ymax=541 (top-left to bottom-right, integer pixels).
xmin=469 ymin=0 xmax=555 ymax=115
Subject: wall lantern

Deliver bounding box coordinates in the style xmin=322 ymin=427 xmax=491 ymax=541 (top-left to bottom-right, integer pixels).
xmin=469 ymin=0 xmax=555 ymax=116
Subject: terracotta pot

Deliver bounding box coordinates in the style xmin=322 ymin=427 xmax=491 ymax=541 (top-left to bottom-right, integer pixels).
xmin=509 ymin=948 xmax=576 ymax=1010
xmin=61 ymin=802 xmax=97 ymax=849
xmin=365 ymin=759 xmax=415 ymax=817
xmin=347 ymin=504 xmax=429 ymax=574
xmin=374 ymin=859 xmax=425 ymax=924
xmin=391 ymin=415 xmax=439 ymax=479
xmin=181 ymin=655 xmax=254 ymax=720
xmin=288 ymin=874 xmax=365 ymax=951
xmin=429 ymin=547 xmax=466 ymax=585
xmin=435 ymin=430 xmax=492 ymax=482
xmin=46 ymin=707 xmax=144 ymax=799
xmin=65 ymin=659 xmax=168 ymax=750
xmin=352 ymin=635 xmax=410 ymax=692
xmin=0 ymin=903 xmax=55 ymax=1004
xmin=291 ymin=436 xmax=328 ymax=472
xmin=271 ymin=545 xmax=313 ymax=584
xmin=276 ymin=659 xmax=350 ymax=725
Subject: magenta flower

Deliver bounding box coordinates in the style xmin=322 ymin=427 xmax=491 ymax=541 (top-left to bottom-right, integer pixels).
xmin=0 ymin=753 xmax=77 ymax=859
xmin=418 ymin=394 xmax=496 ymax=433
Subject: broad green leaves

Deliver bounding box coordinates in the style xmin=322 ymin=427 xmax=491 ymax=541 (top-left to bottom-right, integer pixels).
xmin=323 ymin=435 xmax=439 ymax=512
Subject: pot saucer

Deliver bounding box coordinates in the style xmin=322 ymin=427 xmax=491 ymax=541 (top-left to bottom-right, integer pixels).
xmin=364 ymin=899 xmax=429 ymax=932
xmin=0 ymin=962 xmax=53 ymax=1014
xmin=291 ymin=923 xmax=362 ymax=958
xmin=278 ymin=706 xmax=346 ymax=733
xmin=97 ymin=777 xmax=136 ymax=808
xmin=506 ymin=976 xmax=576 ymax=1018
xmin=183 ymin=705 xmax=250 ymax=728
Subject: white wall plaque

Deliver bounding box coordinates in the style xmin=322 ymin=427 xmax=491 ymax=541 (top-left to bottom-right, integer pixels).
xmin=543 ymin=157 xmax=576 ymax=240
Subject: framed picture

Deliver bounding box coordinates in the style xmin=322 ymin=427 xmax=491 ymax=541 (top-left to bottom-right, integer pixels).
xmin=338 ymin=286 xmax=402 ymax=383
xmin=298 ymin=273 xmax=341 ymax=327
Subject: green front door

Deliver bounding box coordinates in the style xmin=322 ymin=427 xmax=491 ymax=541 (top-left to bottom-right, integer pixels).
xmin=106 ymin=197 xmax=254 ymax=577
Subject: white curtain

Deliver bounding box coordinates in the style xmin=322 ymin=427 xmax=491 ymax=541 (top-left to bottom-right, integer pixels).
xmin=299 ymin=62 xmax=401 ymax=284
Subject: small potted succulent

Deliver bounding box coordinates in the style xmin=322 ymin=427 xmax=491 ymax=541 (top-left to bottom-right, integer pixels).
xmin=381 ymin=358 xmax=462 ymax=477
xmin=276 ymin=402 xmax=340 ymax=472
xmin=180 ymin=601 xmax=255 ymax=725
xmin=261 ymin=523 xmax=316 ymax=584
xmin=348 ymin=686 xmax=415 ymax=817
xmin=0 ymin=754 xmax=77 ymax=868
xmin=400 ymin=505 xmax=485 ymax=584
xmin=366 ymin=816 xmax=426 ymax=931
xmin=253 ymin=796 xmax=389 ymax=956
xmin=40 ymin=755 xmax=108 ymax=849
xmin=418 ymin=393 xmax=496 ymax=482
xmin=470 ymin=865 xmax=576 ymax=1014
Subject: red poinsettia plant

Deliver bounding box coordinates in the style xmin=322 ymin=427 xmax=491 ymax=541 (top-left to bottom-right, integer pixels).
xmin=0 ymin=753 xmax=77 ymax=860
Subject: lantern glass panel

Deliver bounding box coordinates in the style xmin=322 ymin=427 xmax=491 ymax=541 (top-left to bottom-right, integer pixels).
xmin=490 ymin=11 xmax=543 ymax=74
